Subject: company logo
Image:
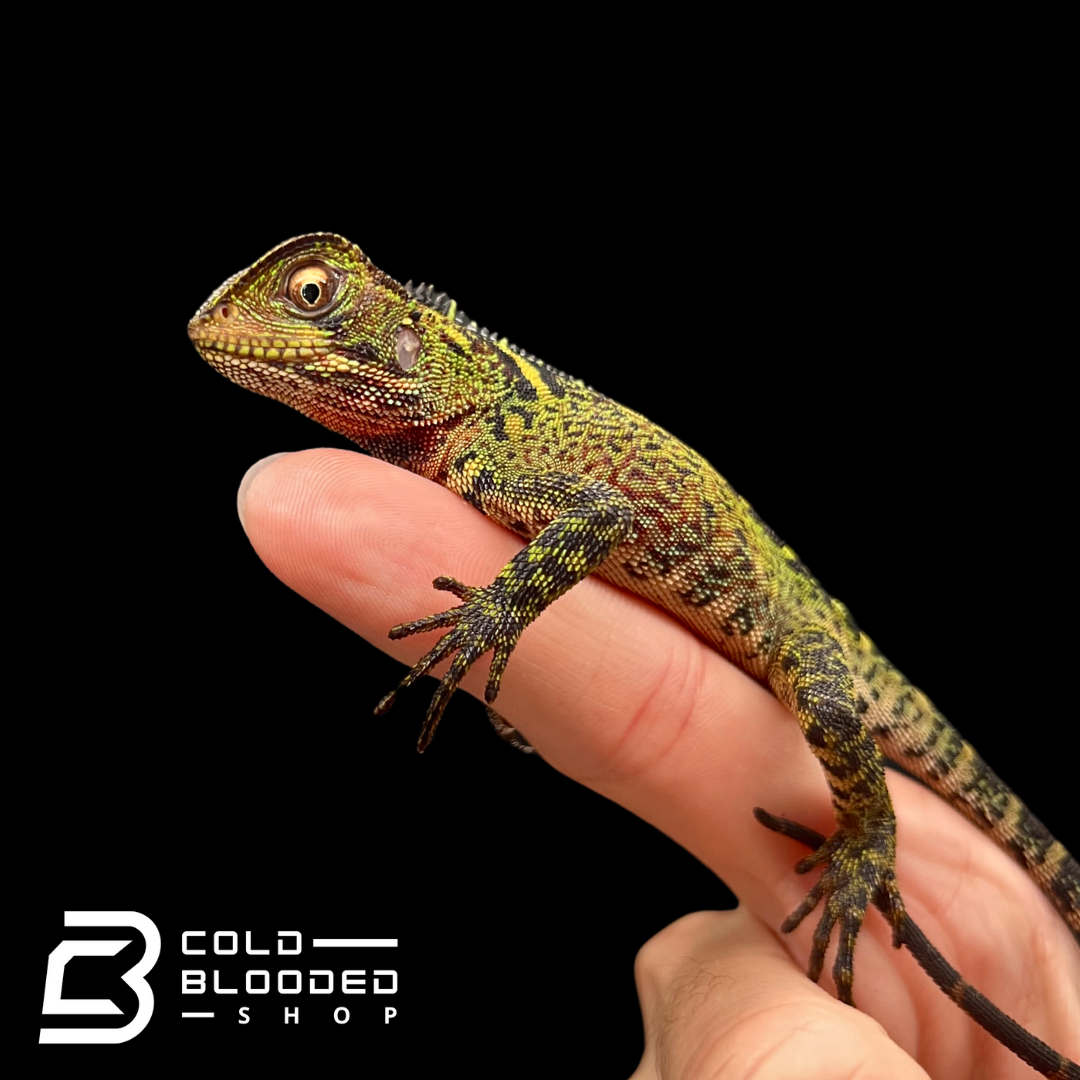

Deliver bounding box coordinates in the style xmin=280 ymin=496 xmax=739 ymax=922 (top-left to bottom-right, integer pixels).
xmin=39 ymin=912 xmax=399 ymax=1047
xmin=40 ymin=911 xmax=161 ymax=1045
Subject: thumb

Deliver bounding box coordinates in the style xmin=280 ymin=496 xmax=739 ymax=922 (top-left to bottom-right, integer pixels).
xmin=629 ymin=908 xmax=926 ymax=1080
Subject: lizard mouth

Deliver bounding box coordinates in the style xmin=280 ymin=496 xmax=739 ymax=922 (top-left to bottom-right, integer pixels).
xmin=187 ymin=317 xmax=331 ymax=364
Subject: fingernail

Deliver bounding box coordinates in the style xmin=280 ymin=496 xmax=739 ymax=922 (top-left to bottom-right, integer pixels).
xmin=237 ymin=452 xmax=291 ymax=529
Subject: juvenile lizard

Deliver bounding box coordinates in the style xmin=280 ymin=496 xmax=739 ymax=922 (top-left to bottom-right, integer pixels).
xmin=189 ymin=233 xmax=1079 ymax=1078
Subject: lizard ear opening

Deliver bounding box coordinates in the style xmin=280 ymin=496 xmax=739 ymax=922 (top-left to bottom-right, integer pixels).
xmin=395 ymin=326 xmax=421 ymax=371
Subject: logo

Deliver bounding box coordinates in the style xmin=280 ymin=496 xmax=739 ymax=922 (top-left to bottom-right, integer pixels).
xmin=40 ymin=911 xmax=161 ymax=1045
xmin=39 ymin=912 xmax=400 ymax=1049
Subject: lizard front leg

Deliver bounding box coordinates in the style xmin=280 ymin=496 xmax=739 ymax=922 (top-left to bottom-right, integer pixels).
xmin=375 ymin=471 xmax=633 ymax=751
xmin=759 ymin=626 xmax=904 ymax=1004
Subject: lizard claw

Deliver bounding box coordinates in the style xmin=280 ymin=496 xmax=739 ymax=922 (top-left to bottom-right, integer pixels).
xmin=431 ymin=575 xmax=477 ymax=600
xmin=373 ymin=689 xmax=397 ymax=715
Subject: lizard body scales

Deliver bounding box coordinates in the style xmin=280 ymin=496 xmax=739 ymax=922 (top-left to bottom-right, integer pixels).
xmin=189 ymin=233 xmax=1078 ymax=1078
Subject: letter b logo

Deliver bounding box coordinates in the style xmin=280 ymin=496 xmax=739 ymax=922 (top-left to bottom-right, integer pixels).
xmin=40 ymin=911 xmax=161 ymax=1044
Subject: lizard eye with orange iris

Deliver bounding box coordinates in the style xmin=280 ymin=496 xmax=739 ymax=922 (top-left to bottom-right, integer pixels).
xmin=287 ymin=264 xmax=335 ymax=312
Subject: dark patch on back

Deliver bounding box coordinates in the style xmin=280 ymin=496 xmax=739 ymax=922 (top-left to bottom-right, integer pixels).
xmin=960 ymin=756 xmax=988 ymax=793
xmin=510 ymin=351 xmax=577 ymax=399
xmin=525 ymin=357 xmax=567 ymax=398
xmin=964 ymin=769 xmax=1011 ymax=822
xmin=907 ymin=715 xmax=944 ymax=757
xmin=1049 ymin=860 xmax=1080 ymax=917
xmin=934 ymin=728 xmax=966 ymax=773
xmin=496 ymin=348 xmax=539 ymax=401
xmin=892 ymin=689 xmax=915 ymax=719
xmin=1012 ymin=806 xmax=1056 ymax=864
xmin=513 ymin=376 xmax=538 ymax=402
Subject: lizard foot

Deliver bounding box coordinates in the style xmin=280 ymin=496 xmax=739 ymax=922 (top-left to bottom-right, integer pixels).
xmin=374 ymin=575 xmax=525 ymax=751
xmin=754 ymin=806 xmax=904 ymax=1005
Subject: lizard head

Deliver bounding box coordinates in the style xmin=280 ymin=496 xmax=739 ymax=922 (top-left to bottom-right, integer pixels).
xmin=189 ymin=233 xmax=504 ymax=451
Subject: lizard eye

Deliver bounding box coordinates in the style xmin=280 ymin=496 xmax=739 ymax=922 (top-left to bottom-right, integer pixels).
xmin=287 ymin=264 xmax=336 ymax=313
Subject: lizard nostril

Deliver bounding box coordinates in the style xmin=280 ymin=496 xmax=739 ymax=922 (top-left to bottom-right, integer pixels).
xmin=214 ymin=303 xmax=232 ymax=322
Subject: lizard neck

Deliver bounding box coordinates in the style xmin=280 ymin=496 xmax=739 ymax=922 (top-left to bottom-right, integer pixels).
xmin=349 ymin=410 xmax=480 ymax=476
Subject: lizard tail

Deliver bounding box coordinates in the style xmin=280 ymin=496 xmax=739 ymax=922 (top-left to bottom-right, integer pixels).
xmin=754 ymin=808 xmax=1080 ymax=1080
xmin=896 ymin=914 xmax=1080 ymax=1080
xmin=854 ymin=638 xmax=1080 ymax=940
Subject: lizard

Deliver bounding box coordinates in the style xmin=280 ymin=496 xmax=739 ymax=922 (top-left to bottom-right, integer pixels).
xmin=188 ymin=232 xmax=1079 ymax=1078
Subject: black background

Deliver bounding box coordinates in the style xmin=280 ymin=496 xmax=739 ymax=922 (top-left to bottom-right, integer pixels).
xmin=23 ymin=48 xmax=1074 ymax=1078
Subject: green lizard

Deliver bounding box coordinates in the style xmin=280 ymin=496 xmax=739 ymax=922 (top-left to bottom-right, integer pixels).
xmin=189 ymin=233 xmax=1079 ymax=1079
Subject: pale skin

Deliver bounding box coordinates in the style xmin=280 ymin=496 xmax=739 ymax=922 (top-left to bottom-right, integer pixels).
xmin=238 ymin=448 xmax=1079 ymax=1080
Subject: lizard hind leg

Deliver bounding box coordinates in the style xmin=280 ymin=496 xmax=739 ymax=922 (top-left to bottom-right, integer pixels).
xmin=765 ymin=627 xmax=906 ymax=1005
xmin=753 ymin=808 xmax=1080 ymax=1080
